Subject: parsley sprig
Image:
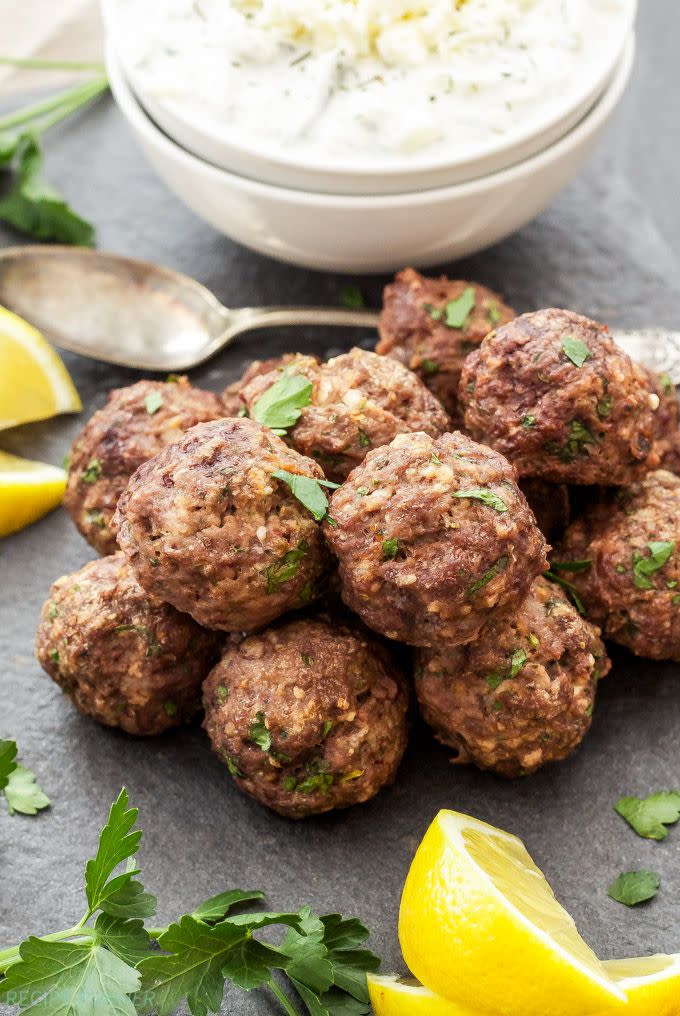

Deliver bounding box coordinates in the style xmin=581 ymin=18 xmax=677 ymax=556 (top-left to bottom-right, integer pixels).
xmin=0 ymin=738 xmax=49 ymax=816
xmin=0 ymin=61 xmax=107 ymax=243
xmin=252 ymin=371 xmax=313 ymax=436
xmin=272 ymin=469 xmax=340 ymax=522
xmin=0 ymin=789 xmax=379 ymax=1016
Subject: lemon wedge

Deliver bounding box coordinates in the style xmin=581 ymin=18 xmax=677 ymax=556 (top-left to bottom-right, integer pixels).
xmin=597 ymin=954 xmax=680 ymax=1015
xmin=0 ymin=305 xmax=81 ymax=430
xmin=399 ymin=810 xmax=626 ymax=1016
xmin=0 ymin=451 xmax=67 ymax=537
xmin=367 ymin=975 xmax=476 ymax=1015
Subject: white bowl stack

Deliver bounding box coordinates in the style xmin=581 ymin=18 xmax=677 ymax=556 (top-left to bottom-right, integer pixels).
xmin=103 ymin=0 xmax=637 ymax=272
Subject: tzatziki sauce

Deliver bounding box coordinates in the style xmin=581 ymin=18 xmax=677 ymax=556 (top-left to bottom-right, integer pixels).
xmin=111 ymin=0 xmax=633 ymax=168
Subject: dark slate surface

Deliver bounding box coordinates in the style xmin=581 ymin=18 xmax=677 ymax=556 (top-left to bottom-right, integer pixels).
xmin=1 ymin=3 xmax=679 ymax=1012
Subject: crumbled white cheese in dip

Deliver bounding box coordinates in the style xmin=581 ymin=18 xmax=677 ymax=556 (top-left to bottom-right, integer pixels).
xmin=112 ymin=0 xmax=632 ymax=164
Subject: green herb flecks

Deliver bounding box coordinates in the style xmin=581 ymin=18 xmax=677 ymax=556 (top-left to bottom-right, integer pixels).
xmin=421 ymin=359 xmax=440 ymax=375
xmin=252 ymin=371 xmax=313 ymax=436
xmin=382 ymin=538 xmax=399 ymax=560
xmin=145 ymin=391 xmax=164 ymax=416
xmin=445 ymin=287 xmax=476 ymax=328
xmin=543 ymin=571 xmax=587 ymax=615
xmin=339 ymin=283 xmax=365 ymax=309
xmin=485 ymin=649 xmax=528 ymax=691
xmin=549 ymin=560 xmax=592 ymax=574
xmin=632 ymin=541 xmax=675 ymax=590
xmin=271 ymin=470 xmax=340 ymax=522
xmin=545 ymin=419 xmax=597 ymax=463
xmin=112 ymin=624 xmax=164 ymax=658
xmin=521 ymin=415 xmax=536 ymax=428
xmin=249 ymin=712 xmax=271 ymax=753
xmin=615 ymin=791 xmax=680 ymax=840
xmin=454 ymin=488 xmax=508 ymax=513
xmin=607 ymin=870 xmax=660 ymax=907
xmin=85 ymin=509 xmax=106 ymax=530
xmin=264 ymin=542 xmax=308 ymax=594
xmin=562 ymin=336 xmax=591 ymax=368
xmin=82 ymin=458 xmax=102 ymax=484
xmin=597 ymin=395 xmax=613 ymax=419
xmin=468 ymin=555 xmax=509 ymax=598
xmin=358 ymin=429 xmax=371 ymax=448
xmin=486 ymin=301 xmax=502 ymax=325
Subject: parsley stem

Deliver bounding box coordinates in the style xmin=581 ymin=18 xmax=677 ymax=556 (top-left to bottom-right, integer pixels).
xmin=0 ymin=57 xmax=106 ymax=72
xmin=0 ymin=923 xmax=93 ymax=973
xmin=269 ymin=981 xmax=303 ymax=1016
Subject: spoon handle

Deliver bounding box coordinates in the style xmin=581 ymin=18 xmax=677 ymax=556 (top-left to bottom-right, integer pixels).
xmin=223 ymin=306 xmax=381 ymax=340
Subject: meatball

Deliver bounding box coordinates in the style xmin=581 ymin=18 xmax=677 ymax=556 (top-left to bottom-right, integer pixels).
xmin=202 ymin=616 xmax=408 ymax=818
xmin=375 ymin=268 xmax=516 ymax=423
xmin=222 ymin=354 xmax=315 ymax=417
xmin=519 ymin=478 xmax=570 ymax=541
xmin=649 ymin=370 xmax=680 ymax=473
xmin=415 ymin=576 xmax=609 ymax=777
xmin=323 ymin=431 xmax=548 ymax=648
xmin=35 ymin=554 xmax=219 ymax=735
xmin=554 ymin=469 xmax=680 ymax=659
xmin=241 ymin=346 xmax=450 ymax=483
xmin=113 ymin=417 xmax=331 ymax=632
xmin=64 ymin=377 xmax=225 ymax=554
xmin=459 ymin=309 xmax=663 ymax=485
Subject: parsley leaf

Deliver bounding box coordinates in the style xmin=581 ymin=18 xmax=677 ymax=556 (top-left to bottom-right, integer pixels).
xmin=252 ymin=371 xmax=313 ymax=436
xmin=468 ymin=556 xmax=508 ymax=597
xmin=454 ymin=488 xmax=508 ymax=513
xmin=3 ymin=764 xmax=50 ymax=816
xmin=82 ymin=458 xmax=102 ymax=484
xmin=485 ymin=649 xmax=527 ymax=691
xmin=85 ymin=788 xmax=146 ymax=918
xmin=607 ymin=871 xmax=660 ymax=907
xmin=562 ymin=336 xmax=591 ymax=368
xmin=250 ymin=712 xmax=272 ymax=752
xmin=615 ymin=791 xmax=680 ymax=840
xmin=544 ymin=571 xmax=587 ymax=615
xmin=265 ymin=544 xmax=308 ymax=594
xmin=382 ymin=538 xmax=399 ymax=560
xmin=550 ymin=560 xmax=592 ymax=574
xmin=145 ymin=391 xmax=164 ymax=415
xmin=192 ymin=889 xmax=266 ymax=924
xmin=421 ymin=359 xmax=440 ymax=375
xmin=339 ymin=284 xmax=364 ymax=309
xmin=445 ymin=287 xmax=476 ymax=328
xmin=632 ymin=541 xmax=675 ymax=590
xmin=0 ymin=738 xmax=18 ymax=791
xmin=272 ymin=469 xmax=340 ymax=522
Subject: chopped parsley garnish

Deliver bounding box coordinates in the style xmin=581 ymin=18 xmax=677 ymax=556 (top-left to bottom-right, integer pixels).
xmin=485 ymin=648 xmax=528 ymax=691
xmin=48 ymin=603 xmax=59 ymax=619
xmin=301 ymin=653 xmax=314 ymax=667
xmin=382 ymin=538 xmax=399 ymax=560
xmin=215 ymin=684 xmax=229 ymax=704
xmin=445 ymin=287 xmax=476 ymax=328
xmin=339 ymin=283 xmax=365 ymax=309
xmin=521 ymin=414 xmax=536 ymax=428
xmin=543 ymin=571 xmax=587 ymax=615
xmin=357 ymin=486 xmax=370 ymax=496
xmin=550 ymin=560 xmax=592 ymax=574
xmin=49 ymin=649 xmax=59 ymax=663
xmin=166 ymin=373 xmax=181 ymax=383
xmin=660 ymin=372 xmax=674 ymax=395
xmin=145 ymin=390 xmax=164 ymax=415
xmin=225 ymin=755 xmax=245 ymax=778
xmin=454 ymin=488 xmax=508 ymax=513
xmin=597 ymin=395 xmax=613 ymax=419
xmin=607 ymin=870 xmax=660 ymax=907
xmin=562 ymin=336 xmax=591 ymax=368
xmin=615 ymin=791 xmax=680 ymax=840
xmin=249 ymin=712 xmax=271 ymax=753
xmin=430 ymin=452 xmax=441 ymax=465
xmin=632 ymin=541 xmax=675 ymax=589
xmin=358 ymin=428 xmax=371 ymax=448
xmin=252 ymin=370 xmax=313 ymax=436
xmin=271 ymin=469 xmax=340 ymax=522
xmin=321 ymin=720 xmax=333 ymax=738
xmin=486 ymin=301 xmax=502 ymax=325
xmin=546 ymin=419 xmax=597 ymax=462
xmin=85 ymin=509 xmax=106 ymax=530
xmin=82 ymin=458 xmax=102 ymax=484
xmin=163 ymin=701 xmax=178 ymax=718
xmin=421 ymin=359 xmax=440 ymax=375
xmin=264 ymin=542 xmax=308 ymax=594
xmin=112 ymin=624 xmax=164 ymax=658
xmin=468 ymin=555 xmax=508 ymax=597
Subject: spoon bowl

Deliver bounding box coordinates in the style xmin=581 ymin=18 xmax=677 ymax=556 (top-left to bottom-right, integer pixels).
xmin=0 ymin=246 xmax=679 ymax=382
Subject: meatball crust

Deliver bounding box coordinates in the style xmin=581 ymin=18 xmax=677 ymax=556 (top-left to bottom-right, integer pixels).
xmin=112 ymin=417 xmax=331 ymax=632
xmin=459 ymin=309 xmax=662 ymax=485
xmin=202 ymin=617 xmax=408 ymax=818
xmin=222 ymin=354 xmax=317 ymax=417
xmin=415 ymin=577 xmax=609 ymax=777
xmin=241 ymin=347 xmax=450 ymax=483
xmin=554 ymin=469 xmax=680 ymax=660
xmin=64 ymin=377 xmax=225 ymax=554
xmin=35 ymin=554 xmax=219 ymax=735
xmin=648 ymin=370 xmax=680 ymax=473
xmin=375 ymin=268 xmax=516 ymax=423
xmin=323 ymin=431 xmax=548 ymax=648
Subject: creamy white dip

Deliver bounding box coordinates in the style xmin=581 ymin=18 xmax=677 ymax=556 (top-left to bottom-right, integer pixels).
xmin=112 ymin=0 xmax=632 ymax=166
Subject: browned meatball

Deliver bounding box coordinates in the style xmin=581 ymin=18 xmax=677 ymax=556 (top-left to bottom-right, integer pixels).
xmin=202 ymin=616 xmax=408 ymax=818
xmin=323 ymin=431 xmax=548 ymax=648
xmin=648 ymin=370 xmax=680 ymax=473
xmin=459 ymin=309 xmax=663 ymax=485
xmin=554 ymin=469 xmax=680 ymax=660
xmin=376 ymin=268 xmax=516 ymax=423
xmin=519 ymin=478 xmax=571 ymax=541
xmin=64 ymin=377 xmax=225 ymax=554
xmin=241 ymin=347 xmax=450 ymax=483
xmin=222 ymin=354 xmax=316 ymax=417
xmin=414 ymin=577 xmax=609 ymax=777
xmin=35 ymin=554 xmax=219 ymax=735
xmin=113 ymin=417 xmax=331 ymax=632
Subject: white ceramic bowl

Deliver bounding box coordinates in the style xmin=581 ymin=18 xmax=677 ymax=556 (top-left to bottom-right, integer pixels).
xmin=103 ymin=0 xmax=637 ymax=196
xmin=107 ymin=36 xmax=634 ymax=274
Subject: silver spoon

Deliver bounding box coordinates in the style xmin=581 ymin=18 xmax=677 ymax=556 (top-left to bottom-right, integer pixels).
xmin=1 ymin=245 xmax=680 ymax=381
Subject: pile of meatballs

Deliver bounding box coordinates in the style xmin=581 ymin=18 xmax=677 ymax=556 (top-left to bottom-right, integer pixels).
xmin=35 ymin=268 xmax=680 ymax=819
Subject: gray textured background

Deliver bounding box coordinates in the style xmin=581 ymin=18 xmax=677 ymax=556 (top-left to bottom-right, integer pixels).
xmin=1 ymin=4 xmax=679 ymax=1012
